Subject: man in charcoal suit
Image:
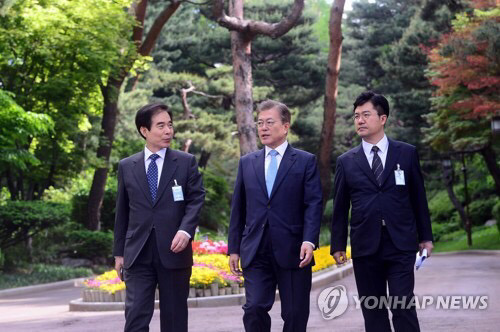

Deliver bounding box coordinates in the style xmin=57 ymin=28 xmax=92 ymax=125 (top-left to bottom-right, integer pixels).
xmin=228 ymin=100 xmax=323 ymax=332
xmin=113 ymin=102 xmax=205 ymax=332
xmin=331 ymin=91 xmax=433 ymax=332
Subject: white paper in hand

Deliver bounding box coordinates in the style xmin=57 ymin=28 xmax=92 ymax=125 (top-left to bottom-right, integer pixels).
xmin=415 ymin=249 xmax=428 ymax=270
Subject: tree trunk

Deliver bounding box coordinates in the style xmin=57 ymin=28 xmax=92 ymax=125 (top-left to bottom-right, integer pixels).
xmin=318 ymin=0 xmax=345 ymax=210
xmin=480 ymin=144 xmax=500 ymax=196
xmin=230 ymin=0 xmax=257 ymax=156
xmin=6 ymin=169 xmax=17 ymax=200
xmin=86 ymin=0 xmax=181 ymax=230
xmin=213 ymin=0 xmax=305 ymax=156
xmin=442 ymin=166 xmax=468 ymax=229
xmin=199 ymin=150 xmax=211 ymax=169
xmin=183 ymin=139 xmax=193 ymax=153
xmin=87 ymin=78 xmax=123 ymax=230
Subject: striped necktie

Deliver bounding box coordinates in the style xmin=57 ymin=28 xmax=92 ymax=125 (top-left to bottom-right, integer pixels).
xmin=371 ymin=146 xmax=383 ymax=186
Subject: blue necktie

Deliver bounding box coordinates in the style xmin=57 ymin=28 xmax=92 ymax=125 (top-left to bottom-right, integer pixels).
xmin=266 ymin=150 xmax=278 ymax=197
xmin=147 ymin=154 xmax=160 ymax=202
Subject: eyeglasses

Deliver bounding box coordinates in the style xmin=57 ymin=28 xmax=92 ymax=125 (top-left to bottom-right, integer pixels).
xmin=255 ymin=120 xmax=279 ymax=128
xmin=352 ymin=112 xmax=376 ymax=122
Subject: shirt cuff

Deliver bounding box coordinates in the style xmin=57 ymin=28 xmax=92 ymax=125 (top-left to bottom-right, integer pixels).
xmin=177 ymin=230 xmax=191 ymax=239
xmin=303 ymin=241 xmax=315 ymax=249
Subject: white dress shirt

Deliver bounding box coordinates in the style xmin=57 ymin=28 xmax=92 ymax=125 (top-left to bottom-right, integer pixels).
xmin=264 ymin=141 xmax=315 ymax=249
xmin=144 ymin=146 xmax=190 ymax=239
xmin=362 ymin=134 xmax=389 ymax=169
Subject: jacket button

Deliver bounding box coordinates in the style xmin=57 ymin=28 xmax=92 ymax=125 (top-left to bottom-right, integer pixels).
xmin=267 ymin=204 xmax=270 ymax=209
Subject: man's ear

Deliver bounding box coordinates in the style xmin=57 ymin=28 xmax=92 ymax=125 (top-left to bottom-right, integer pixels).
xmin=284 ymin=122 xmax=290 ymax=133
xmin=381 ymin=115 xmax=388 ymax=126
xmin=140 ymin=126 xmax=148 ymax=138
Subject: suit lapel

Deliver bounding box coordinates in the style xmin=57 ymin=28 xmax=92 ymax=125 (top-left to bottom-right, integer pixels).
xmin=353 ymin=144 xmax=379 ymax=188
xmin=252 ymin=149 xmax=268 ymax=197
xmin=155 ymin=148 xmax=177 ymax=206
xmin=269 ymin=145 xmax=297 ymax=199
xmin=379 ymin=139 xmax=401 ymax=187
xmin=132 ymin=151 xmax=154 ymax=206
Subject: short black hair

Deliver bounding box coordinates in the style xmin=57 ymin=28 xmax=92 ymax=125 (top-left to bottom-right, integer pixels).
xmin=353 ymin=91 xmax=390 ymax=117
xmin=257 ymin=99 xmax=291 ymax=124
xmin=135 ymin=102 xmax=173 ymax=139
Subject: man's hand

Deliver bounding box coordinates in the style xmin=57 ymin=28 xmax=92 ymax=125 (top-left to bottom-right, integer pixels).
xmin=419 ymin=241 xmax=434 ymax=257
xmin=229 ymin=253 xmax=242 ymax=276
xmin=299 ymin=242 xmax=314 ymax=268
xmin=333 ymin=251 xmax=348 ymax=265
xmin=115 ymin=256 xmax=124 ymax=281
xmin=171 ymin=231 xmax=190 ymax=253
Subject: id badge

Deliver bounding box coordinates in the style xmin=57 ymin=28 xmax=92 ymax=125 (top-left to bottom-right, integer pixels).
xmin=172 ymin=179 xmax=184 ymax=201
xmin=394 ymin=164 xmax=405 ymax=186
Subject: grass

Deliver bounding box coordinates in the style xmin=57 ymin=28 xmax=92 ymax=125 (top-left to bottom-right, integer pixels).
xmin=0 ymin=264 xmax=93 ymax=290
xmin=433 ymin=226 xmax=500 ymax=252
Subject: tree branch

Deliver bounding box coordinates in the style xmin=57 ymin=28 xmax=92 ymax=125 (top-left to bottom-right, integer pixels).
xmin=212 ymin=0 xmax=305 ymax=38
xmin=181 ymin=82 xmax=196 ymax=119
xmin=139 ymin=0 xmax=182 ymax=55
xmin=132 ymin=0 xmax=148 ymax=46
xmin=191 ymin=90 xmax=224 ymax=99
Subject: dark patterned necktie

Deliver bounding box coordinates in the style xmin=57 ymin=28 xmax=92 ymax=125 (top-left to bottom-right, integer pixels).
xmin=371 ymin=146 xmax=383 ymax=186
xmin=147 ymin=154 xmax=160 ymax=202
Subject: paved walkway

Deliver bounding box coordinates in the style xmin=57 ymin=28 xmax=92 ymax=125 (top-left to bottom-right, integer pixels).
xmin=0 ymin=251 xmax=499 ymax=331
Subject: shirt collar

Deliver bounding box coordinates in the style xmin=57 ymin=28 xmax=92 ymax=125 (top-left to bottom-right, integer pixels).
xmin=144 ymin=146 xmax=167 ymax=161
xmin=362 ymin=134 xmax=388 ymax=155
xmin=265 ymin=140 xmax=288 ymax=157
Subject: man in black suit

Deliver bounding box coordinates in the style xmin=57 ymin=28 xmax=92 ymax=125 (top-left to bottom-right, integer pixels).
xmin=113 ymin=102 xmax=205 ymax=332
xmin=331 ymin=91 xmax=433 ymax=332
xmin=228 ymin=100 xmax=323 ymax=332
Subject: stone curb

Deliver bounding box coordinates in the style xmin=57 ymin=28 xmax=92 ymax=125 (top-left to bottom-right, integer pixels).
xmin=0 ymin=278 xmax=87 ymax=299
xmin=69 ymin=263 xmax=354 ymax=312
xmin=434 ymin=250 xmax=500 ymax=256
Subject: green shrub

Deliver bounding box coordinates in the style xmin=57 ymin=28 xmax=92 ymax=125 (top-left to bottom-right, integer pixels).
xmin=492 ymin=199 xmax=500 ymax=233
xmin=468 ymin=197 xmax=496 ymax=226
xmin=71 ymin=188 xmax=117 ymax=231
xmin=30 ymin=221 xmax=83 ymax=264
xmin=0 ymin=201 xmax=70 ymax=251
xmin=200 ymin=169 xmax=230 ymax=231
xmin=66 ymin=230 xmax=113 ymax=262
xmin=319 ymin=224 xmax=331 ymax=247
xmin=0 ymin=249 xmax=4 ymax=270
xmin=432 ymin=222 xmax=460 ymax=242
xmin=323 ymin=199 xmax=333 ymax=224
xmin=0 ymin=263 xmax=92 ymax=290
xmin=428 ymin=190 xmax=456 ymax=223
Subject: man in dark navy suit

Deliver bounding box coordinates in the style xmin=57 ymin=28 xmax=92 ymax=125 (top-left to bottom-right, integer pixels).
xmin=113 ymin=103 xmax=205 ymax=332
xmin=228 ymin=100 xmax=323 ymax=332
xmin=331 ymin=91 xmax=433 ymax=332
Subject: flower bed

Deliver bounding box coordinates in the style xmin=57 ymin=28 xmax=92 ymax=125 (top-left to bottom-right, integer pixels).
xmin=82 ymin=239 xmax=351 ymax=302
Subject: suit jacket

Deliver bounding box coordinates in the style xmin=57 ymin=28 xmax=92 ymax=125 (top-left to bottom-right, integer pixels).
xmin=113 ymin=148 xmax=205 ymax=269
xmin=331 ymin=138 xmax=433 ymax=259
xmin=228 ymin=145 xmax=323 ymax=269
